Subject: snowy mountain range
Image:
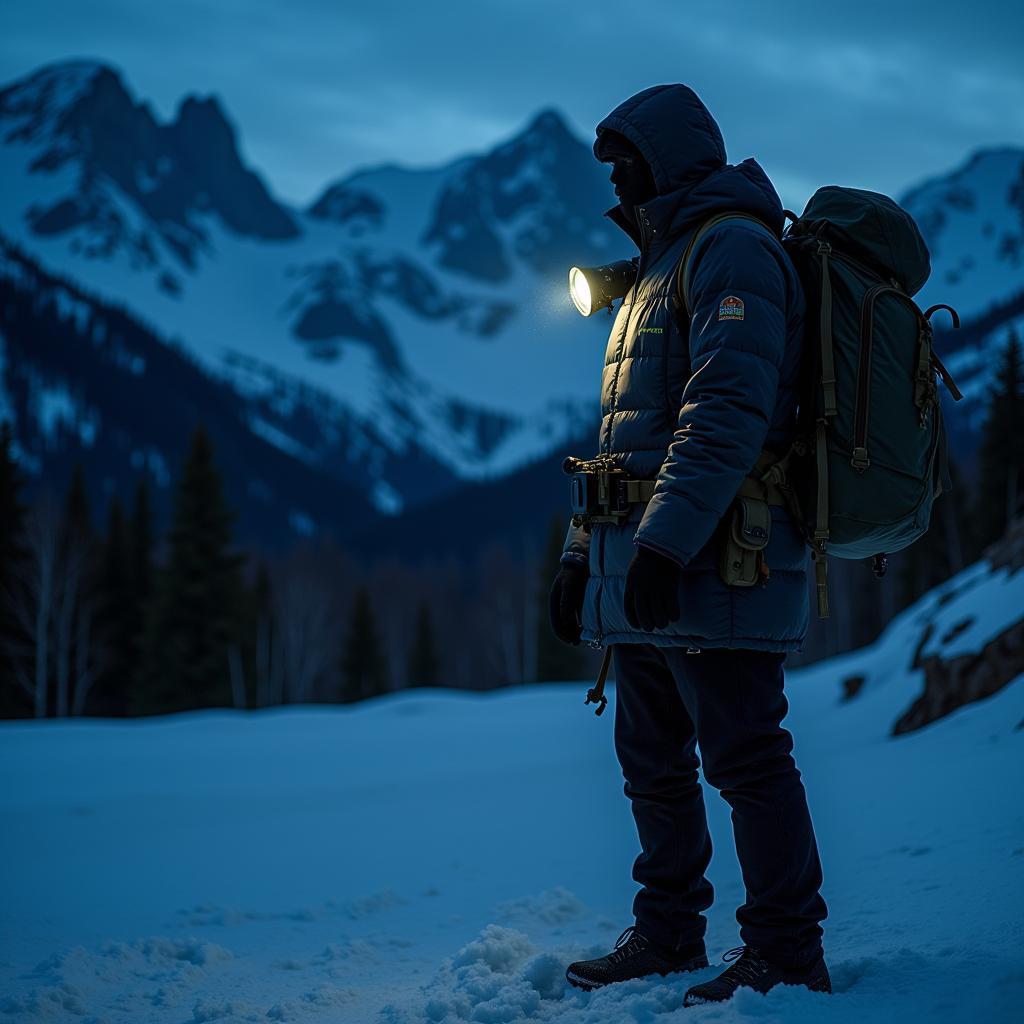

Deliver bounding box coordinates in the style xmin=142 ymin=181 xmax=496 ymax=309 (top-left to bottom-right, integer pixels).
xmin=0 ymin=59 xmax=618 ymax=531
xmin=1 ymin=58 xmax=1021 ymax=543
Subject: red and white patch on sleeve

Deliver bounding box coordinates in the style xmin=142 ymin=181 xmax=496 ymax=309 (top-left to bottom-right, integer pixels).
xmin=718 ymin=295 xmax=745 ymax=321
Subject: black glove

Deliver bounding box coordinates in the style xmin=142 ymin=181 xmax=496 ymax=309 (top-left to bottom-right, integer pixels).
xmin=623 ymin=544 xmax=681 ymax=632
xmin=548 ymin=562 xmax=588 ymax=645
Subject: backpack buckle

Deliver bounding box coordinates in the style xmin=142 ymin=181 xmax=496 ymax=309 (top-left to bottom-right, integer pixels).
xmin=850 ymin=447 xmax=870 ymax=472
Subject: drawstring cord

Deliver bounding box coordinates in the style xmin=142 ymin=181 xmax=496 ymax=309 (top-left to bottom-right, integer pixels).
xmin=585 ymin=646 xmax=613 ymax=716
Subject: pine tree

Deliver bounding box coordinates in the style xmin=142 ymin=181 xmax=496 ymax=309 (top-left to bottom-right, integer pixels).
xmin=54 ymin=464 xmax=100 ymax=717
xmin=897 ymin=458 xmax=974 ymax=609
xmin=341 ymin=586 xmax=388 ymax=702
xmin=0 ymin=420 xmax=30 ymax=718
xmin=137 ymin=426 xmax=243 ymax=715
xmin=93 ymin=496 xmax=132 ymax=714
xmin=535 ymin=514 xmax=589 ymax=682
xmin=0 ymin=421 xmax=25 ymax=585
xmin=407 ymin=600 xmax=441 ymax=687
xmin=127 ymin=477 xmax=154 ymax=685
xmin=129 ymin=475 xmax=154 ymax=618
xmin=61 ymin=465 xmax=94 ymax=553
xmin=249 ymin=560 xmax=275 ymax=707
xmin=226 ymin=557 xmax=276 ymax=711
xmin=976 ymin=329 xmax=1024 ymax=548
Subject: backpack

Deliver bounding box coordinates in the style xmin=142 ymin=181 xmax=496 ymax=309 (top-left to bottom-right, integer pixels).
xmin=673 ymin=188 xmax=963 ymax=618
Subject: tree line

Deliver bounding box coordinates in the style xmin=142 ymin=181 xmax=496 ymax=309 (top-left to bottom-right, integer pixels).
xmin=0 ymin=328 xmax=1020 ymax=717
xmin=0 ymin=421 xmax=596 ymax=718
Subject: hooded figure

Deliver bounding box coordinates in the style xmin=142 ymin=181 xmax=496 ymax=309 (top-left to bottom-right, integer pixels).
xmin=552 ymin=86 xmax=830 ymax=1005
xmin=558 ymin=83 xmax=809 ymax=649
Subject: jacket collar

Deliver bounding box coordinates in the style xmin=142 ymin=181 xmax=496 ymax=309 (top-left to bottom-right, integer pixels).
xmin=605 ymin=189 xmax=695 ymax=255
xmin=605 ymin=204 xmax=641 ymax=249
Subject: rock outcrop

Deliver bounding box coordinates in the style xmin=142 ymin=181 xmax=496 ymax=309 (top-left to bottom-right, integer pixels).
xmin=893 ymin=518 xmax=1024 ymax=735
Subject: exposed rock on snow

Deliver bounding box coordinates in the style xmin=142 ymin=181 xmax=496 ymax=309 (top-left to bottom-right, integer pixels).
xmin=895 ymin=518 xmax=1024 ymax=734
xmin=899 ymin=615 xmax=1024 ymax=734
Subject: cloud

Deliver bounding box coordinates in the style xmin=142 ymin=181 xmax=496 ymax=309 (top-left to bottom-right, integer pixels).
xmin=1 ymin=0 xmax=1020 ymax=208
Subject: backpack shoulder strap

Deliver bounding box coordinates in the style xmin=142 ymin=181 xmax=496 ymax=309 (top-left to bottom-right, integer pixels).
xmin=674 ymin=211 xmax=777 ymax=319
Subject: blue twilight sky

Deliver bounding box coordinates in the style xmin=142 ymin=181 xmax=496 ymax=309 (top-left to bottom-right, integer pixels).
xmin=2 ymin=0 xmax=1022 ymax=210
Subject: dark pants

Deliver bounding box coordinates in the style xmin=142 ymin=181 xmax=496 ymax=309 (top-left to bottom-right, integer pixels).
xmin=612 ymin=643 xmax=827 ymax=969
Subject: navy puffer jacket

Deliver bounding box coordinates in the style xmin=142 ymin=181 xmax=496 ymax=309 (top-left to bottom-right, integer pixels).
xmin=561 ymin=84 xmax=809 ymax=651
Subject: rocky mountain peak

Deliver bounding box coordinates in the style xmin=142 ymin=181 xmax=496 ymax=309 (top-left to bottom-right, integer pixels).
xmin=521 ymin=106 xmax=577 ymax=142
xmin=0 ymin=58 xmax=109 ymax=127
xmin=171 ymin=94 xmax=238 ymax=157
xmin=420 ymin=105 xmax=613 ymax=282
xmin=1 ymin=59 xmax=299 ymax=259
xmin=0 ymin=59 xmax=144 ymax=164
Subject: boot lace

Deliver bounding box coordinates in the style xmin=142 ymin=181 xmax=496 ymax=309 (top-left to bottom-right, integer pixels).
xmin=719 ymin=945 xmax=768 ymax=985
xmin=607 ymin=925 xmax=646 ymax=964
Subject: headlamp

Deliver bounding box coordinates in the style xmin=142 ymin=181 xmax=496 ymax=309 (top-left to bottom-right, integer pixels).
xmin=567 ymin=259 xmax=638 ymax=316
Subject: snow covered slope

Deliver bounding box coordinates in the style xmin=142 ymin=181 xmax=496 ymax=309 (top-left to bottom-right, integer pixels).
xmin=2 ymin=557 xmax=1022 ymax=1022
xmin=900 ymin=148 xmax=1024 ymax=436
xmin=0 ymin=237 xmax=381 ymax=545
xmin=902 ymin=148 xmax=1024 ymax=323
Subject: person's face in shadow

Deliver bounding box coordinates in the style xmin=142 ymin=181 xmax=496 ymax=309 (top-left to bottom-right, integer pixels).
xmin=608 ymin=149 xmax=658 ymax=223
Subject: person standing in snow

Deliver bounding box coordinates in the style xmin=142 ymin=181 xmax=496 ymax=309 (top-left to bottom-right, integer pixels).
xmin=549 ymin=84 xmax=831 ymax=1006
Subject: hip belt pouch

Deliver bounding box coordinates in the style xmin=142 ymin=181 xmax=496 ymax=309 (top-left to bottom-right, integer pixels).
xmin=720 ymin=495 xmax=771 ymax=587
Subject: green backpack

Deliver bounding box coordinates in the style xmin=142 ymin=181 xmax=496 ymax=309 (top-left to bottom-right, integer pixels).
xmin=676 ymin=188 xmax=963 ymax=617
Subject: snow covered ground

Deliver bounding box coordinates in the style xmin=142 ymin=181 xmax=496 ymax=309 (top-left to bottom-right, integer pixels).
xmin=2 ymin=566 xmax=1024 ymax=1023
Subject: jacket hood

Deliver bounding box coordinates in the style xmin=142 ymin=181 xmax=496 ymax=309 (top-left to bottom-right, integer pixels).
xmin=595 ymin=84 xmax=784 ymax=245
xmin=595 ymin=84 xmax=725 ymax=193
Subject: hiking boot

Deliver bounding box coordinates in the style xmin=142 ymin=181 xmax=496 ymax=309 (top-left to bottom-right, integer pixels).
xmin=565 ymin=925 xmax=708 ymax=991
xmin=683 ymin=945 xmax=831 ymax=1006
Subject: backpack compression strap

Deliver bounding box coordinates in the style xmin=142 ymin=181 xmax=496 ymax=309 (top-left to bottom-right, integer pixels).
xmin=809 ymin=238 xmax=837 ymax=617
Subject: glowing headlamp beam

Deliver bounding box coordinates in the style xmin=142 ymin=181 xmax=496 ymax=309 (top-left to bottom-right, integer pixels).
xmin=567 ymin=259 xmax=638 ymax=316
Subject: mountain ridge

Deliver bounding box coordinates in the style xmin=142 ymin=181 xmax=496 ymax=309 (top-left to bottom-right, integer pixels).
xmin=0 ymin=231 xmax=378 ymax=547
xmin=1 ymin=57 xmax=1021 ymax=549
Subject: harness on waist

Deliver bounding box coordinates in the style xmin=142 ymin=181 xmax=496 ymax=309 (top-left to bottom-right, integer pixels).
xmin=564 ymin=448 xmax=797 ymax=586
xmin=563 ymin=454 xmax=656 ymax=527
xmin=566 ymin=447 xmax=800 ymax=716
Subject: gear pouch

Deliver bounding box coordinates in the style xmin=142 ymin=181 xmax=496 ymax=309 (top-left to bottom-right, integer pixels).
xmin=719 ymin=496 xmax=771 ymax=587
